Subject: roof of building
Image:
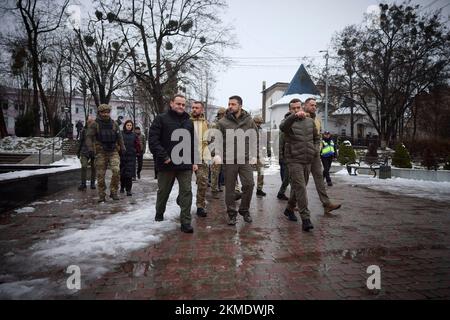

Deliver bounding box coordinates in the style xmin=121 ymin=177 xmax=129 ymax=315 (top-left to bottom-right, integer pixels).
xmin=262 ymin=82 xmax=289 ymax=93
xmin=268 ymin=93 xmax=321 ymax=109
xmin=284 ymin=64 xmax=321 ymax=96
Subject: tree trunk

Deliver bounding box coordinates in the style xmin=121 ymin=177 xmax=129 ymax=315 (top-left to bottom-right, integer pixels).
xmin=0 ymin=108 xmax=8 ymax=137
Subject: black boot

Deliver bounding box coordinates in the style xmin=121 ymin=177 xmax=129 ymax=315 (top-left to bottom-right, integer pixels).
xmin=283 ymin=208 xmax=298 ymax=221
xmin=256 ymin=189 xmax=266 ymax=196
xmin=277 ymin=193 xmax=289 ymax=200
xmin=196 ymin=208 xmax=207 ymax=217
xmin=301 ymin=219 xmax=314 ymax=232
xmin=78 ymin=183 xmax=87 ymax=191
xmin=155 ymin=213 xmax=164 ymax=221
xmin=181 ymin=224 xmax=194 ymax=233
xmin=120 ymin=187 xmax=125 ymax=194
xmin=90 ymin=182 xmax=96 ymax=189
xmin=126 ymin=191 xmax=132 ymax=196
xmin=110 ymin=193 xmax=120 ymax=200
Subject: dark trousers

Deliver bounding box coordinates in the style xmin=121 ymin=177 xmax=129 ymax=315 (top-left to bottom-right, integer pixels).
xmin=219 ymin=166 xmax=225 ymax=186
xmin=278 ymin=161 xmax=290 ymax=196
xmin=121 ymin=176 xmax=133 ymax=192
xmin=136 ymin=154 xmax=143 ymax=177
xmin=280 ymin=161 xmax=286 ymax=182
xmin=321 ymin=156 xmax=333 ymax=183
xmin=156 ymin=170 xmax=192 ymax=225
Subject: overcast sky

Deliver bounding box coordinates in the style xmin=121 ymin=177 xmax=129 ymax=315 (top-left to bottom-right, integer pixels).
xmin=210 ymin=0 xmax=450 ymax=111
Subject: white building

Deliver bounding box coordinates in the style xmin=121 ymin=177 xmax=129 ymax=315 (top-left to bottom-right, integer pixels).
xmin=0 ymin=86 xmax=149 ymax=136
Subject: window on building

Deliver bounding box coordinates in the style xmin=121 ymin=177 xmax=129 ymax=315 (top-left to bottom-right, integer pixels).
xmin=75 ymin=107 xmax=79 ymax=114
xmin=341 ymin=129 xmax=346 ymax=136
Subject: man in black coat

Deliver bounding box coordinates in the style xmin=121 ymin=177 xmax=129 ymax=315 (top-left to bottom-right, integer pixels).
xmin=148 ymin=94 xmax=198 ymax=233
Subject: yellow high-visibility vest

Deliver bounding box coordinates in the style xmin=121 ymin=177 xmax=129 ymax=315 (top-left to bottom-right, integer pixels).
xmin=321 ymin=140 xmax=335 ymax=157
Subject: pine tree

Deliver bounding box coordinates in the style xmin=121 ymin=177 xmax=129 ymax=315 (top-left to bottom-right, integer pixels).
xmin=392 ymin=143 xmax=412 ymax=168
xmin=338 ymin=142 xmax=357 ymax=165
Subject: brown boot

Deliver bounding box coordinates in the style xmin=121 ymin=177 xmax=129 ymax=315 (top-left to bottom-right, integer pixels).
xmin=324 ymin=203 xmax=342 ymax=214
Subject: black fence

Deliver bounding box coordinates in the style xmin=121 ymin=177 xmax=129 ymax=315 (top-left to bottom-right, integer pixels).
xmin=336 ymin=136 xmax=381 ymax=148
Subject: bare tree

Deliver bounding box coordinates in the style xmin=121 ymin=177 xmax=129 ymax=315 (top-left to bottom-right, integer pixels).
xmin=332 ymin=2 xmax=450 ymax=147
xmin=70 ymin=16 xmax=132 ymax=107
xmin=97 ymin=0 xmax=234 ymax=114
xmin=13 ymin=0 xmax=71 ymax=135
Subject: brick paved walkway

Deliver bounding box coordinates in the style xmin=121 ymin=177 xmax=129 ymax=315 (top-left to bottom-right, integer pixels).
xmin=1 ymin=169 xmax=449 ymax=299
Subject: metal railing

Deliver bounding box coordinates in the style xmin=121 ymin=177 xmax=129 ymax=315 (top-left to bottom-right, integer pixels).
xmin=37 ymin=126 xmax=70 ymax=164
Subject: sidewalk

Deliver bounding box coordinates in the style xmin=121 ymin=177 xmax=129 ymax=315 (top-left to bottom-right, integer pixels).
xmin=0 ymin=169 xmax=449 ymax=299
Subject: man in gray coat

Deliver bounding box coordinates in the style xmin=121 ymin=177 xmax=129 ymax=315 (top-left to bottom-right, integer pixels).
xmin=280 ymin=99 xmax=318 ymax=231
xmin=218 ymin=95 xmax=258 ymax=225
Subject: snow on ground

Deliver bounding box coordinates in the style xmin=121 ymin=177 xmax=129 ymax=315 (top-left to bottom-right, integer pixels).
xmin=0 ymin=156 xmax=80 ymax=181
xmin=14 ymin=207 xmax=35 ymax=214
xmin=0 ymin=136 xmax=65 ymax=154
xmin=335 ymin=168 xmax=450 ymax=204
xmin=0 ymin=181 xmax=196 ymax=299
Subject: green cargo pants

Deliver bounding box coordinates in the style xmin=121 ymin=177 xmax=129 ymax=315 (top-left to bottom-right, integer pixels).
xmin=156 ymin=170 xmax=193 ymax=225
xmin=224 ymin=164 xmax=254 ymax=216
xmin=287 ymin=162 xmax=311 ymax=220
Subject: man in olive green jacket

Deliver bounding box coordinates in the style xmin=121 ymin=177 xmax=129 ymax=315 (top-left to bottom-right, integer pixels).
xmin=218 ymin=95 xmax=258 ymax=226
xmin=280 ymin=99 xmax=318 ymax=231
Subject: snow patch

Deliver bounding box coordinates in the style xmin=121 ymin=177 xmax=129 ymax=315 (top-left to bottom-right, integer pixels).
xmin=336 ymin=168 xmax=450 ymax=203
xmin=14 ymin=207 xmax=35 ymax=214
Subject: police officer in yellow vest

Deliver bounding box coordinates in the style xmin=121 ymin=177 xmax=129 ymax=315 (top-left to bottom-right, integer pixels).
xmin=320 ymin=131 xmax=335 ymax=186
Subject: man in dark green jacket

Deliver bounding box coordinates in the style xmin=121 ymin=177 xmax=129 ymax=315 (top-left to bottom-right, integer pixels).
xmin=218 ymin=95 xmax=258 ymax=226
xmin=280 ymin=99 xmax=318 ymax=231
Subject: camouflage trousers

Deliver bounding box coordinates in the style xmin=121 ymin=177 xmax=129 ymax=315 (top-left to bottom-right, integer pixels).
xmin=210 ymin=163 xmax=221 ymax=192
xmin=95 ymin=151 xmax=120 ymax=198
xmin=80 ymin=155 xmax=96 ymax=185
xmin=255 ymin=161 xmax=264 ymax=191
xmin=195 ymin=163 xmax=209 ymax=209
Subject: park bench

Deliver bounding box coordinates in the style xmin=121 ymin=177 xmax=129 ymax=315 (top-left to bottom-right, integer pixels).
xmin=346 ymin=155 xmax=391 ymax=178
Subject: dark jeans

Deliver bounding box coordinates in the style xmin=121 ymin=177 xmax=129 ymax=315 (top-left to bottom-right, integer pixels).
xmin=321 ymin=156 xmax=333 ymax=183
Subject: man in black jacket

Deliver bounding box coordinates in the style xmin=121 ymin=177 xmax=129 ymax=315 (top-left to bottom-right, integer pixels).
xmin=148 ymin=94 xmax=198 ymax=233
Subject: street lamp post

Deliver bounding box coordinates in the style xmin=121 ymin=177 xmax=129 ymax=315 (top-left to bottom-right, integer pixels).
xmin=319 ymin=50 xmax=329 ymax=131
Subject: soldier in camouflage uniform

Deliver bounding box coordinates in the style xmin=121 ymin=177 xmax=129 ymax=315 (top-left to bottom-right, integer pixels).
xmin=77 ymin=115 xmax=96 ymax=191
xmin=253 ymin=115 xmax=266 ymax=196
xmin=191 ymin=101 xmax=210 ymax=217
xmin=86 ymin=104 xmax=125 ymax=202
xmin=210 ymin=107 xmax=226 ymax=198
